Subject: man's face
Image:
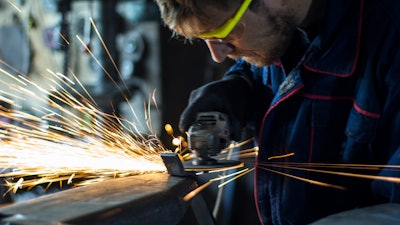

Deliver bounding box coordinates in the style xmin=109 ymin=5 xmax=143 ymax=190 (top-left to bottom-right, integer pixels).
xmin=180 ymin=0 xmax=311 ymax=66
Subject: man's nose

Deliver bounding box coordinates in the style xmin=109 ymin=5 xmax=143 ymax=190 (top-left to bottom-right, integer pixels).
xmin=205 ymin=40 xmax=234 ymax=63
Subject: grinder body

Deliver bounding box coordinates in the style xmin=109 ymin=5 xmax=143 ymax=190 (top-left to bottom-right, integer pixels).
xmin=187 ymin=112 xmax=230 ymax=165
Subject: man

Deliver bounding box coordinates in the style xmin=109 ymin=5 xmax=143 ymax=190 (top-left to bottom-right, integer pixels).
xmin=155 ymin=0 xmax=400 ymax=224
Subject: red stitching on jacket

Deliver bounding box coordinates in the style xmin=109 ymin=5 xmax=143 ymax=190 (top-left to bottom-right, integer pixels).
xmin=353 ymin=101 xmax=381 ymax=119
xmin=304 ymin=1 xmax=364 ymax=77
xmin=299 ymin=93 xmax=381 ymax=119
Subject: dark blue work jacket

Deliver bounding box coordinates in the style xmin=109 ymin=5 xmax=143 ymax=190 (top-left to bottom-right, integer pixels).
xmin=225 ymin=0 xmax=400 ymax=224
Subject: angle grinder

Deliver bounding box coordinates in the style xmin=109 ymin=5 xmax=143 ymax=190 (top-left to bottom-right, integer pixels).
xmin=183 ymin=112 xmax=242 ymax=171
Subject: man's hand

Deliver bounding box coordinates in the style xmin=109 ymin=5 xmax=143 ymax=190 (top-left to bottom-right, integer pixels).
xmin=179 ymin=75 xmax=254 ymax=141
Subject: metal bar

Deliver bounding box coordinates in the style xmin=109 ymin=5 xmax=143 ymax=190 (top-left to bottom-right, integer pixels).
xmin=0 ymin=173 xmax=197 ymax=225
xmin=191 ymin=194 xmax=217 ymax=225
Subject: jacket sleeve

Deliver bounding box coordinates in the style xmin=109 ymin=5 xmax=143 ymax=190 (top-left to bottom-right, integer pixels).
xmin=362 ymin=2 xmax=400 ymax=202
xmin=223 ymin=59 xmax=273 ymax=133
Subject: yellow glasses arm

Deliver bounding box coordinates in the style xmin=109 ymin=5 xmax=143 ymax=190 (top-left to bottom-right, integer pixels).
xmin=198 ymin=0 xmax=252 ymax=39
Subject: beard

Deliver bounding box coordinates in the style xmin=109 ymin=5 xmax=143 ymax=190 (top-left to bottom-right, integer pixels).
xmin=243 ymin=32 xmax=294 ymax=66
xmin=232 ymin=6 xmax=298 ymax=67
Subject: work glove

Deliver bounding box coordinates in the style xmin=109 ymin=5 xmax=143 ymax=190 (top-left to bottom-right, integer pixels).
xmin=179 ymin=75 xmax=268 ymax=141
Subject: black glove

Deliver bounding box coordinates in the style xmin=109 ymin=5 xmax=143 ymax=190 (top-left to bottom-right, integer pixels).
xmin=179 ymin=75 xmax=257 ymax=141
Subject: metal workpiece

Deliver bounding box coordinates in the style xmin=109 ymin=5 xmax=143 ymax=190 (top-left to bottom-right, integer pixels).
xmin=161 ymin=152 xmax=191 ymax=177
xmin=0 ymin=173 xmax=197 ymax=225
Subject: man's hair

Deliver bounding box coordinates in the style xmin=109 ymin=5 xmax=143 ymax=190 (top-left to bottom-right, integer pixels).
xmin=155 ymin=0 xmax=242 ymax=37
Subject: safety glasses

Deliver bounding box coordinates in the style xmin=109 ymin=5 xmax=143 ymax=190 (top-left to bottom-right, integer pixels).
xmin=198 ymin=0 xmax=252 ymax=39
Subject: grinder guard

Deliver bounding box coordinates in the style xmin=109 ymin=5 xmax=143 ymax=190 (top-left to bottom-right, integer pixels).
xmin=187 ymin=112 xmax=230 ymax=165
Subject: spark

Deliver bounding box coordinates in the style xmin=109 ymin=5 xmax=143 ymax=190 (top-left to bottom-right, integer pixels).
xmin=164 ymin=123 xmax=189 ymax=156
xmin=0 ymin=63 xmax=166 ymax=193
xmin=268 ymin=152 xmax=294 ymax=160
xmin=58 ymin=33 xmax=70 ymax=46
xmin=89 ymin=17 xmax=121 ymax=78
xmin=183 ymin=180 xmax=213 ymax=202
xmin=0 ymin=137 xmax=165 ymax=193
xmin=258 ymin=166 xmax=347 ymax=190
xmin=75 ymin=34 xmax=115 ymax=87
xmin=259 ymin=162 xmax=400 ymax=183
xmin=217 ymin=146 xmax=258 ymax=161
xmin=0 ymin=68 xmax=27 ymax=86
xmin=217 ymin=167 xmax=254 ymax=188
xmin=183 ymin=168 xmax=252 ymax=202
xmin=7 ymin=0 xmax=22 ymax=13
xmin=88 ymin=17 xmax=134 ymax=99
xmin=178 ymin=137 xmax=400 ymax=200
xmin=214 ymin=138 xmax=259 ymax=161
xmin=0 ymin=5 xmax=168 ymax=196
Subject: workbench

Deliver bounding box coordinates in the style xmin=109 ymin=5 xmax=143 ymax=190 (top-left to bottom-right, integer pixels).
xmin=0 ymin=173 xmax=213 ymax=225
